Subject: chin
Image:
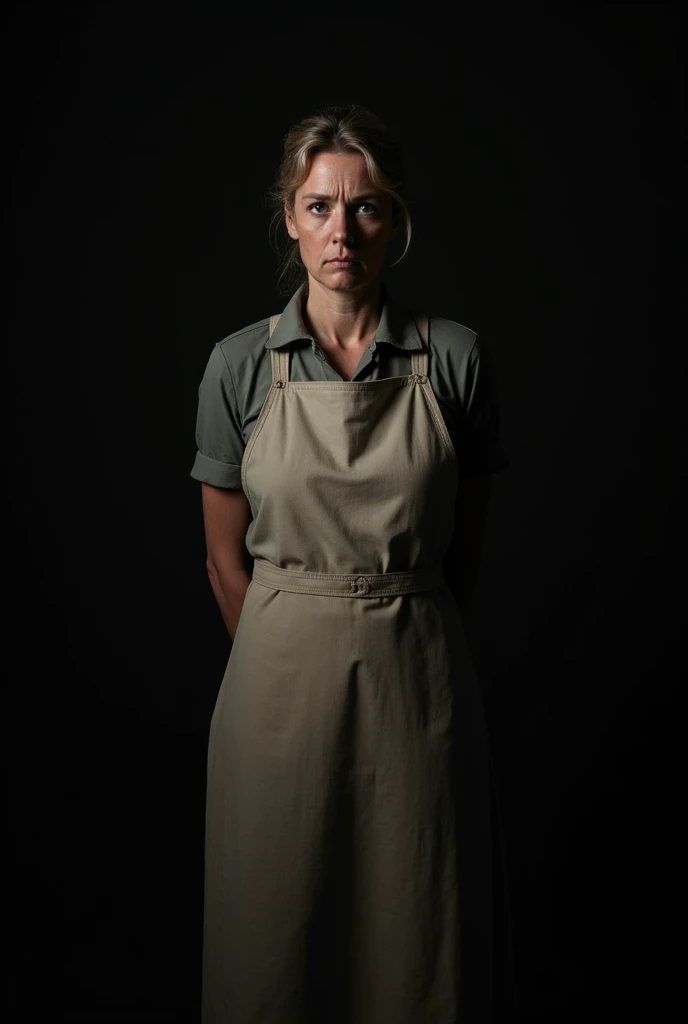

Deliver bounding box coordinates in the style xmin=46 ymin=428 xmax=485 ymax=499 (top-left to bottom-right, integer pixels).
xmin=313 ymin=267 xmax=372 ymax=290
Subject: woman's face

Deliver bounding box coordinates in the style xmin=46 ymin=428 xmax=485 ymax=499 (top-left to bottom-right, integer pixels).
xmin=285 ymin=149 xmax=398 ymax=295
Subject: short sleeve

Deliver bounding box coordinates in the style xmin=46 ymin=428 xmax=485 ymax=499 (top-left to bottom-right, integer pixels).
xmin=457 ymin=334 xmax=509 ymax=478
xmin=190 ymin=343 xmax=245 ymax=489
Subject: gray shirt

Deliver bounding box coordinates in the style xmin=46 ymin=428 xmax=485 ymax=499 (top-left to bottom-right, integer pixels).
xmin=191 ymin=281 xmax=508 ymax=490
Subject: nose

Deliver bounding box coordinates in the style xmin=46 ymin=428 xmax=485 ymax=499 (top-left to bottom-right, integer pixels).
xmin=331 ymin=205 xmax=356 ymax=245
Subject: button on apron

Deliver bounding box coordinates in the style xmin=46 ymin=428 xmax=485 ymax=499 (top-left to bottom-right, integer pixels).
xmin=202 ymin=311 xmax=517 ymax=1023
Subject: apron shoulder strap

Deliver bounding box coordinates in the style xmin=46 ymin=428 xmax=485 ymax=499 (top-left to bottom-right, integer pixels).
xmin=411 ymin=313 xmax=429 ymax=376
xmin=268 ymin=314 xmax=288 ymax=384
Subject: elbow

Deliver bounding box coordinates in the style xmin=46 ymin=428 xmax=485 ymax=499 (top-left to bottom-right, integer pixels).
xmin=205 ymin=555 xmax=252 ymax=583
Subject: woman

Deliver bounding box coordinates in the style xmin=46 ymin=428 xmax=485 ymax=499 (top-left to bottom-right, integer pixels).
xmin=191 ymin=105 xmax=517 ymax=1023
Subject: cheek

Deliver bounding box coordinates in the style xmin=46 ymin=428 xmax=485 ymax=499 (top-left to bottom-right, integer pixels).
xmin=302 ymin=224 xmax=327 ymax=246
xmin=368 ymin=222 xmax=392 ymax=244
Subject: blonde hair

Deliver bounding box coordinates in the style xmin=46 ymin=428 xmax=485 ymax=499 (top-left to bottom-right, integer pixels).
xmin=266 ymin=104 xmax=412 ymax=295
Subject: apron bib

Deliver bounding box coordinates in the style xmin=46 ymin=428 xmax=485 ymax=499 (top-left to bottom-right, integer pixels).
xmin=202 ymin=310 xmax=517 ymax=1023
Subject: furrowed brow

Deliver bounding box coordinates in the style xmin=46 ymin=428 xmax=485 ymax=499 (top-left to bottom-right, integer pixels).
xmin=301 ymin=192 xmax=381 ymax=203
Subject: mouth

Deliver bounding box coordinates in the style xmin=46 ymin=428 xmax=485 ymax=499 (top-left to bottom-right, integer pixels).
xmin=327 ymin=259 xmax=359 ymax=267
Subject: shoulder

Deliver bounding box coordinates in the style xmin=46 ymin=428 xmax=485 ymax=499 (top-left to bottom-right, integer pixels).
xmin=427 ymin=315 xmax=479 ymax=373
xmin=214 ymin=316 xmax=272 ymax=368
xmin=429 ymin=314 xmax=477 ymax=348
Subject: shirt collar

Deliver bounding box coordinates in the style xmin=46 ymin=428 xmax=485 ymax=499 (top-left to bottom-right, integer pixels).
xmin=264 ymin=280 xmax=423 ymax=350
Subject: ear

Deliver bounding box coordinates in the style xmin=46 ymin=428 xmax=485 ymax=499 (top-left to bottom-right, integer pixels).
xmin=284 ymin=200 xmax=299 ymax=241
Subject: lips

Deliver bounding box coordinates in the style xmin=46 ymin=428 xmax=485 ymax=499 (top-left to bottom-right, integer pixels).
xmin=328 ymin=258 xmax=357 ymax=264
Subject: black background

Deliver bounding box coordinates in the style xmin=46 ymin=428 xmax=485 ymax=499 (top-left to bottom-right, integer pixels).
xmin=6 ymin=3 xmax=684 ymax=1021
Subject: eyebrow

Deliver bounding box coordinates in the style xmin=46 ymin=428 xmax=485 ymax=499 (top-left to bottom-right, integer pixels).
xmin=301 ymin=192 xmax=381 ymax=203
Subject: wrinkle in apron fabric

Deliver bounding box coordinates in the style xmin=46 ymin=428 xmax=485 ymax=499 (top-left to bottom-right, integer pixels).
xmin=202 ymin=312 xmax=517 ymax=1023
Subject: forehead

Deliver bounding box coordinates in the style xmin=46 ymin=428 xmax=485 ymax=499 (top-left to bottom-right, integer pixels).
xmin=298 ymin=150 xmax=372 ymax=192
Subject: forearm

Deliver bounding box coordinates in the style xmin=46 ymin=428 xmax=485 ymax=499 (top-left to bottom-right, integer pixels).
xmin=207 ymin=563 xmax=253 ymax=641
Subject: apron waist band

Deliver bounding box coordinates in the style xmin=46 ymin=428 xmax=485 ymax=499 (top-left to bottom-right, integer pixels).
xmin=251 ymin=559 xmax=445 ymax=597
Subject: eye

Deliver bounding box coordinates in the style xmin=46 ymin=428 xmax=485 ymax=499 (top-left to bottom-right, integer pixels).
xmin=306 ymin=202 xmax=379 ymax=215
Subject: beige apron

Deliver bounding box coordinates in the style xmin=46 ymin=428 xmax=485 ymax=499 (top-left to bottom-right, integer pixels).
xmin=202 ymin=311 xmax=517 ymax=1023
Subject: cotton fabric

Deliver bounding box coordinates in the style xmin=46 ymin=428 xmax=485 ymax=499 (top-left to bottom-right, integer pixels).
xmin=191 ymin=281 xmax=507 ymax=496
xmin=192 ymin=284 xmax=517 ymax=1023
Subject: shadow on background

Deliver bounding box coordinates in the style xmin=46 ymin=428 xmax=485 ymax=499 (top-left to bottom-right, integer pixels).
xmin=6 ymin=2 xmax=683 ymax=1020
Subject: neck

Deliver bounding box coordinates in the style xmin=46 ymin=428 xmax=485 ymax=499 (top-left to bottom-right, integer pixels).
xmin=301 ymin=277 xmax=384 ymax=351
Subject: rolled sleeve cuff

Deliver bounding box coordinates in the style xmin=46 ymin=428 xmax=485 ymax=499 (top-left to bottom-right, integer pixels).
xmin=190 ymin=451 xmax=243 ymax=489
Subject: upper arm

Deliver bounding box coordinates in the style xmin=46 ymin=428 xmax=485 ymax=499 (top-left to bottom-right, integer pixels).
xmin=191 ymin=340 xmax=254 ymax=571
xmin=456 ymin=334 xmax=508 ymax=478
xmin=190 ymin=343 xmax=246 ymax=490
xmin=201 ymin=482 xmax=252 ymax=573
